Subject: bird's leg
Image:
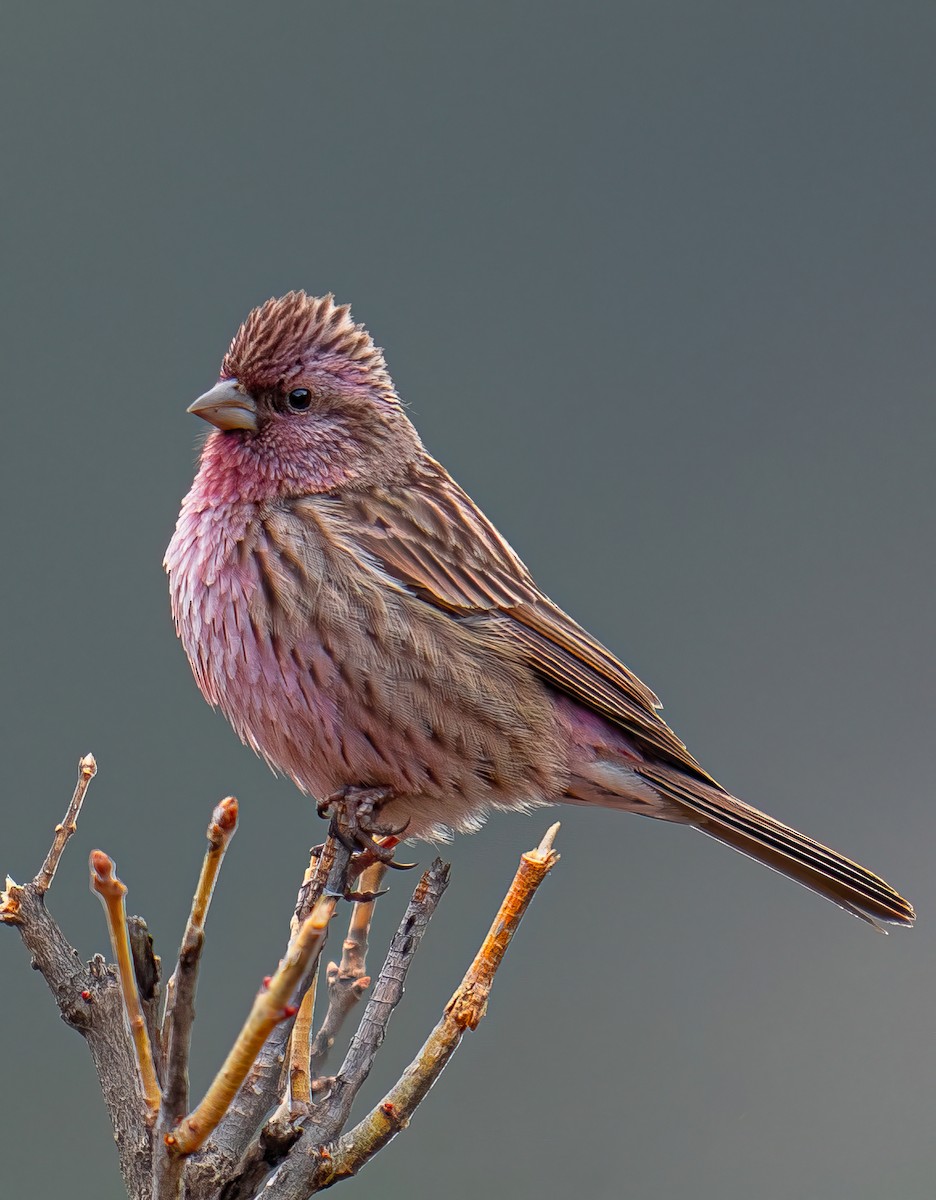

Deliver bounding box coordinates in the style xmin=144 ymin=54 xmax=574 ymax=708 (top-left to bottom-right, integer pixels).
xmin=317 ymin=786 xmax=417 ymax=873
xmin=304 ymin=836 xmax=398 ymax=902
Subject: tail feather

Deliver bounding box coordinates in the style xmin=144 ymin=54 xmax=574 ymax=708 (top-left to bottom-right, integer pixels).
xmin=637 ymin=766 xmax=915 ymax=929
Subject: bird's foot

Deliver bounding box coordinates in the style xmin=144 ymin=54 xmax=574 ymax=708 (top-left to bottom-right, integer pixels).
xmin=318 ymin=786 xmax=418 ymax=872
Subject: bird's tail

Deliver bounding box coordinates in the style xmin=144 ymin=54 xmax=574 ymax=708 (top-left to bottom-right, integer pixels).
xmin=635 ymin=763 xmax=915 ymax=929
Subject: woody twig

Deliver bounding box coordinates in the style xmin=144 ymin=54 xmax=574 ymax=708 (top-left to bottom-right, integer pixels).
xmin=244 ymin=857 xmax=451 ymax=1200
xmin=266 ymin=824 xmax=560 ymax=1196
xmin=35 ymin=752 xmax=97 ymax=894
xmin=3 ymin=757 xmax=155 ymax=1197
xmin=161 ymin=796 xmax=239 ymax=1120
xmin=152 ymin=796 xmax=238 ymax=1200
xmin=308 ymin=856 xmax=389 ymax=1070
xmin=90 ymin=850 xmax=162 ymax=1118
xmin=287 ymin=847 xmax=327 ymax=1110
xmin=187 ymin=840 xmax=341 ymax=1192
xmin=128 ymin=915 xmax=163 ymax=1083
xmin=165 ymin=892 xmax=337 ymax=1157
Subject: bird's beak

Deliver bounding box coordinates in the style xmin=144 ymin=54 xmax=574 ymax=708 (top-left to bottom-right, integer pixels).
xmin=187 ymin=380 xmax=258 ymax=432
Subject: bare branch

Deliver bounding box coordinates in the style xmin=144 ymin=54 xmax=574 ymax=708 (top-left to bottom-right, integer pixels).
xmin=261 ymin=858 xmax=451 ymax=1198
xmin=153 ymin=796 xmax=238 ymax=1200
xmin=211 ymin=860 xmax=447 ymax=1200
xmin=128 ymin=915 xmax=163 ymax=1084
xmin=284 ymin=823 xmax=561 ymax=1194
xmin=90 ymin=850 xmax=162 ymax=1117
xmin=167 ymin=894 xmax=337 ymax=1157
xmin=162 ymin=796 xmax=239 ymax=1119
xmin=292 ymin=828 xmax=403 ymax=1108
xmin=309 ymin=858 xmax=388 ymax=1067
xmin=327 ymin=860 xmax=447 ymax=1110
xmin=284 ymin=843 xmax=328 ymax=1111
xmin=2 ymin=758 xmax=153 ymax=1198
xmin=288 ymin=970 xmax=319 ymax=1108
xmin=187 ymin=842 xmax=333 ymax=1189
xmin=34 ymin=752 xmax=97 ymax=894
xmin=186 ymin=845 xmax=336 ymax=1200
xmin=8 ymin=891 xmax=154 ymax=1195
xmin=298 ymin=839 xmax=334 ymax=922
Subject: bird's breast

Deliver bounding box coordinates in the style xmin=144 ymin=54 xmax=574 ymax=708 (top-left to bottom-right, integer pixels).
xmin=166 ymin=495 xmax=568 ymax=836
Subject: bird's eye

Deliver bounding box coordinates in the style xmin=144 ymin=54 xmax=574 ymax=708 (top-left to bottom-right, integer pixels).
xmin=286 ymin=388 xmax=312 ymax=412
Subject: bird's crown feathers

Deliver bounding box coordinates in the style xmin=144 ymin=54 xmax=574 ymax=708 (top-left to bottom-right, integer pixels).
xmin=221 ymin=290 xmax=396 ymax=401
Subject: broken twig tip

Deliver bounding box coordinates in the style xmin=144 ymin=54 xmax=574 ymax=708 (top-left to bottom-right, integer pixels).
xmin=0 ymin=879 xmax=22 ymax=922
xmin=526 ymin=822 xmax=561 ymax=865
xmin=540 ymin=821 xmax=560 ymax=852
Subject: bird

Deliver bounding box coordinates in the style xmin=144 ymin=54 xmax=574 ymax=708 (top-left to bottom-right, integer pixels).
xmin=165 ymin=291 xmax=914 ymax=929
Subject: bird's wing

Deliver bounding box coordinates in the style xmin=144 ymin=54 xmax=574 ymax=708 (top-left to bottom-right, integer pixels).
xmin=319 ymin=464 xmax=717 ymax=783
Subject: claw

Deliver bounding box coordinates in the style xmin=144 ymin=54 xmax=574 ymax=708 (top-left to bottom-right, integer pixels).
xmin=344 ymin=888 xmax=390 ymax=903
xmin=357 ymin=829 xmax=399 ymax=862
xmin=385 ymin=858 xmax=418 ymax=871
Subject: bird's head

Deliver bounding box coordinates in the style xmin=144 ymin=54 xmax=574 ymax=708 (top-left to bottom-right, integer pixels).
xmin=189 ymin=291 xmax=421 ymax=501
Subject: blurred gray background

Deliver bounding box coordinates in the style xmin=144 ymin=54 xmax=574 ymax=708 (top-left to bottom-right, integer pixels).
xmin=2 ymin=3 xmax=934 ymax=1197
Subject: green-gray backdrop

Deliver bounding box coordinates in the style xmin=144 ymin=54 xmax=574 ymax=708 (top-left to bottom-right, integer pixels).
xmin=2 ymin=4 xmax=934 ymax=1198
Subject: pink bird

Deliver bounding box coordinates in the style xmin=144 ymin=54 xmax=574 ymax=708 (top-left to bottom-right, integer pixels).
xmin=166 ymin=291 xmax=913 ymax=928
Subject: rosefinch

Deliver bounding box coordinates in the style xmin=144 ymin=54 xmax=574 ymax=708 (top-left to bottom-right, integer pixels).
xmin=165 ymin=291 xmax=913 ymax=927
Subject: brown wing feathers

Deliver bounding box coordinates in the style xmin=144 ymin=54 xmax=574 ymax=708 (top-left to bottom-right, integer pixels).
xmin=341 ymin=465 xmax=711 ymax=779
xmin=335 ymin=466 xmax=913 ymax=927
